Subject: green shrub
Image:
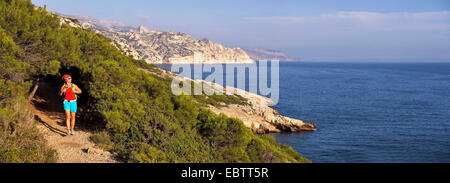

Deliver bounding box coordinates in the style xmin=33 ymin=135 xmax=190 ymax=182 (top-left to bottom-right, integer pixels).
xmin=90 ymin=131 xmax=113 ymax=150
xmin=128 ymin=142 xmax=168 ymax=163
xmin=192 ymin=88 xmax=249 ymax=107
xmin=246 ymin=138 xmax=267 ymax=162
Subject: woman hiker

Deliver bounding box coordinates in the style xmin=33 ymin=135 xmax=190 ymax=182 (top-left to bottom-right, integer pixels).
xmin=59 ymin=74 xmax=82 ymax=135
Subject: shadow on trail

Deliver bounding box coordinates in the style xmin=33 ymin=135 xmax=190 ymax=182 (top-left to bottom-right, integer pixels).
xmin=34 ymin=114 xmax=67 ymax=136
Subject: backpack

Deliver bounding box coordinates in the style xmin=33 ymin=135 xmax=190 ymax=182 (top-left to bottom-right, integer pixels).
xmin=63 ymin=83 xmax=79 ymax=100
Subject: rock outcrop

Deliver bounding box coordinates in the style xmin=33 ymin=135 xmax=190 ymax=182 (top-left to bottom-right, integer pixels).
xmin=67 ymin=15 xmax=253 ymax=64
xmin=138 ymin=25 xmax=150 ymax=34
xmin=202 ymin=81 xmax=316 ymax=133
xmin=146 ymin=68 xmax=316 ymax=133
xmin=243 ymin=48 xmax=296 ymax=61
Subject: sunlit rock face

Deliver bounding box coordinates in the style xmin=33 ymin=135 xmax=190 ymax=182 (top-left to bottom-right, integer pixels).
xmin=66 ymin=15 xmax=253 ymax=64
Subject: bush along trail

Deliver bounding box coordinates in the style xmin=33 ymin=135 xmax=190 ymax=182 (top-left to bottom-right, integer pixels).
xmin=0 ymin=0 xmax=310 ymax=163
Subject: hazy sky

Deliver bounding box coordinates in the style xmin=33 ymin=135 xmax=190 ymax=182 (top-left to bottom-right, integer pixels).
xmin=32 ymin=0 xmax=450 ymax=62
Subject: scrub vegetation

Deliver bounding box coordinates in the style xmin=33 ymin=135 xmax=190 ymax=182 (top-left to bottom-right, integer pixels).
xmin=0 ymin=0 xmax=310 ymax=163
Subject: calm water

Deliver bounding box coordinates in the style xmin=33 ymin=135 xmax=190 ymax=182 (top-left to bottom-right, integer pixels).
xmin=160 ymin=62 xmax=450 ymax=162
xmin=271 ymin=62 xmax=450 ymax=163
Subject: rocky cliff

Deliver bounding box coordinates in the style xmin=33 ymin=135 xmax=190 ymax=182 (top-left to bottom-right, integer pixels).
xmin=68 ymin=15 xmax=253 ymax=64
xmin=243 ymin=48 xmax=296 ymax=61
xmin=204 ymin=81 xmax=316 ymax=133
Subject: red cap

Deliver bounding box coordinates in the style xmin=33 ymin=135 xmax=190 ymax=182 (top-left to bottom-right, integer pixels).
xmin=62 ymin=74 xmax=71 ymax=80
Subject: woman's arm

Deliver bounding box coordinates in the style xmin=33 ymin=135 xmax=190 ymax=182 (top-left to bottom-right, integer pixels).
xmin=59 ymin=85 xmax=65 ymax=96
xmin=74 ymin=85 xmax=82 ymax=94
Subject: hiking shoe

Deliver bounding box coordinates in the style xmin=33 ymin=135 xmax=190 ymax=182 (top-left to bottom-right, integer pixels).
xmin=67 ymin=130 xmax=71 ymax=136
xmin=71 ymin=130 xmax=75 ymax=135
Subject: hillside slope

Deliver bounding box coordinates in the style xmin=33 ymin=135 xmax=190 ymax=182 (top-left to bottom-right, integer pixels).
xmin=0 ymin=0 xmax=309 ymax=163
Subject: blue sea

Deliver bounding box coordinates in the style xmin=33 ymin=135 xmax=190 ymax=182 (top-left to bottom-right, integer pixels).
xmin=160 ymin=62 xmax=450 ymax=163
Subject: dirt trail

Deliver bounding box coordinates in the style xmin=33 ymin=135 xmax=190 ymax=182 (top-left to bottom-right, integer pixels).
xmin=30 ymin=81 xmax=119 ymax=163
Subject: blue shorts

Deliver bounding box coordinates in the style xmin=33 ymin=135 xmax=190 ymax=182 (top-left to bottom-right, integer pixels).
xmin=63 ymin=100 xmax=77 ymax=113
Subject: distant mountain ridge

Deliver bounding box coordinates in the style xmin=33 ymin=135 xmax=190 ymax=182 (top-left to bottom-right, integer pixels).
xmin=67 ymin=15 xmax=253 ymax=64
xmin=243 ymin=48 xmax=296 ymax=61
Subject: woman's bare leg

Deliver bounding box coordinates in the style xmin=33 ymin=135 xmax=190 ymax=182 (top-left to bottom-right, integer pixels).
xmin=65 ymin=110 xmax=71 ymax=131
xmin=70 ymin=112 xmax=76 ymax=131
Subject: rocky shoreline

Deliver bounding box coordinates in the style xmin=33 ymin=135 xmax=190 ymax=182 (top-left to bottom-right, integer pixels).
xmin=202 ymin=81 xmax=316 ymax=133
xmin=155 ymin=68 xmax=316 ymax=133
